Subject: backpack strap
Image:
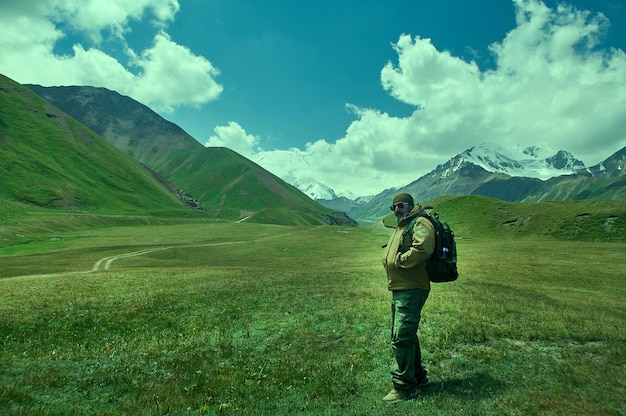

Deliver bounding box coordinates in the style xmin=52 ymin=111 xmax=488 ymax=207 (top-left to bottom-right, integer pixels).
xmin=402 ymin=214 xmax=439 ymax=258
xmin=403 ymin=213 xmax=433 ymax=237
xmin=402 ymin=217 xmax=418 ymax=239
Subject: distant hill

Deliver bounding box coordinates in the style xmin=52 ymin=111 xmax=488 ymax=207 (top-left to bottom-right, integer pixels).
xmin=24 ymin=83 xmax=355 ymax=226
xmin=390 ymin=195 xmax=626 ymax=243
xmin=159 ymin=145 xmax=356 ymax=225
xmin=0 ymin=74 xmax=185 ymax=213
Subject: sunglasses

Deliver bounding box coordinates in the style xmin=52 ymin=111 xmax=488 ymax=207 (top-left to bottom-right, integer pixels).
xmin=390 ymin=202 xmax=409 ymax=211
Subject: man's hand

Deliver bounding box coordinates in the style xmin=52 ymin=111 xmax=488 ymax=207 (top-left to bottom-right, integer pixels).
xmin=394 ymin=252 xmax=403 ymax=268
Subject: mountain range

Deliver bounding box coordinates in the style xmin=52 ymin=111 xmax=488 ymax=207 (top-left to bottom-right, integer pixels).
xmin=440 ymin=143 xmax=587 ymax=180
xmin=348 ymin=144 xmax=626 ymax=222
xmin=10 ymin=76 xmax=625 ymax=225
xmin=1 ymin=74 xmax=355 ymax=226
xmin=244 ymin=129 xmax=624 ymax=223
xmin=248 ymin=141 xmax=606 ymax=200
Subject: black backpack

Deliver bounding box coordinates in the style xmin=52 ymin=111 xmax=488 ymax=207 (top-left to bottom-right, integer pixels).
xmin=406 ymin=212 xmax=459 ymax=283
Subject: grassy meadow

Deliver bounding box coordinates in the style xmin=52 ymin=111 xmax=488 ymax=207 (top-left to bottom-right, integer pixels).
xmin=1 ymin=200 xmax=625 ymax=415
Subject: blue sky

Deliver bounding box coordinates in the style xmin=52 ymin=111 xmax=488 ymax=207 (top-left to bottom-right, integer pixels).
xmin=1 ymin=0 xmax=625 ymax=196
xmin=161 ymin=0 xmax=520 ymax=148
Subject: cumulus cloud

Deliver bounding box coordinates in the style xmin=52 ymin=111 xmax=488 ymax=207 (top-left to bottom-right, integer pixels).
xmin=46 ymin=0 xmax=179 ymax=42
xmin=255 ymin=0 xmax=626 ymax=197
xmin=128 ymin=32 xmax=222 ymax=112
xmin=0 ymin=0 xmax=221 ymax=112
xmin=205 ymin=122 xmax=261 ymax=158
xmin=378 ymin=0 xmax=626 ymax=166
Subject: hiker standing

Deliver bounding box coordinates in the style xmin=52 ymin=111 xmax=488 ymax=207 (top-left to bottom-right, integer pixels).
xmin=381 ymin=193 xmax=435 ymax=403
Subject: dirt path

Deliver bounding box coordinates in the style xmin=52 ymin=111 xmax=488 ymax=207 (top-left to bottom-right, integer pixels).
xmin=91 ymin=246 xmax=174 ymax=272
xmin=5 ymin=231 xmax=301 ymax=279
xmin=90 ymin=240 xmax=246 ymax=272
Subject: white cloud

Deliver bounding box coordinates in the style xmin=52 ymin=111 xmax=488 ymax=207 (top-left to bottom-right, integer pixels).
xmin=252 ymin=0 xmax=626 ymax=197
xmin=47 ymin=0 xmax=180 ymax=42
xmin=129 ymin=32 xmax=223 ymax=112
xmin=381 ymin=35 xmax=482 ymax=109
xmin=0 ymin=0 xmax=220 ymax=112
xmin=205 ymin=122 xmax=260 ymax=158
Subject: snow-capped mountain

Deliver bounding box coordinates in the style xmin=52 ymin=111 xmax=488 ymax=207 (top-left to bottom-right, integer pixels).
xmin=354 ymin=144 xmax=625 ymax=223
xmin=291 ymin=177 xmax=338 ymax=200
xmin=250 ymin=142 xmax=624 ymax=223
xmin=441 ymin=142 xmax=587 ymax=180
xmin=251 ymin=149 xmax=360 ymax=200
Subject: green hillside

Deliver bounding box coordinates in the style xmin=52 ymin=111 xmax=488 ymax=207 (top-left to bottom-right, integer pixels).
xmin=527 ymin=174 xmax=626 ymax=201
xmin=381 ymin=195 xmax=626 ymax=243
xmin=162 ymin=147 xmax=338 ymax=225
xmin=0 ymin=74 xmax=185 ymax=214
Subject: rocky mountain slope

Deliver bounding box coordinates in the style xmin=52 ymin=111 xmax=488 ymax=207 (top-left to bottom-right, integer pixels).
xmin=27 ymin=84 xmax=204 ymax=170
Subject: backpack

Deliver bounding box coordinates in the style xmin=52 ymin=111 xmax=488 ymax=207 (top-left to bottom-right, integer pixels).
xmin=406 ymin=212 xmax=459 ymax=283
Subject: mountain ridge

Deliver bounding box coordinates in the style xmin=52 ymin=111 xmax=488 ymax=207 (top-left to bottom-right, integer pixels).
xmin=304 ymin=141 xmax=623 ymax=222
xmin=442 ymin=142 xmax=587 ymax=180
xmin=248 ymin=141 xmax=601 ymax=201
xmin=351 ymin=145 xmax=626 ymax=222
xmin=23 ymin=81 xmax=356 ymax=226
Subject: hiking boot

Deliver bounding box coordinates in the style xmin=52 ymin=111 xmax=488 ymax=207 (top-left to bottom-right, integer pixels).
xmin=416 ymin=377 xmax=430 ymax=388
xmin=382 ymin=388 xmax=418 ymax=403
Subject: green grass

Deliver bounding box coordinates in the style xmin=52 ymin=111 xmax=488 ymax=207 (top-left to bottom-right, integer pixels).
xmin=1 ymin=217 xmax=624 ymax=415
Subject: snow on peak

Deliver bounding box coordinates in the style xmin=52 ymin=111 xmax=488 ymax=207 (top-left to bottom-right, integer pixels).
xmin=291 ymin=177 xmax=337 ymax=200
xmin=251 ymin=149 xmax=357 ymax=200
xmin=442 ymin=142 xmax=586 ymax=180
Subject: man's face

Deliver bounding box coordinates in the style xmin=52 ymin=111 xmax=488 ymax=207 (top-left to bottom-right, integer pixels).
xmin=390 ymin=201 xmax=411 ymax=220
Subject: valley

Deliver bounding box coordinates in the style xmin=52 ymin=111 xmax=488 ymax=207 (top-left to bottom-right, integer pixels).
xmin=1 ymin=72 xmax=625 ymax=414
xmin=0 ymin=2 xmax=624 ymax=409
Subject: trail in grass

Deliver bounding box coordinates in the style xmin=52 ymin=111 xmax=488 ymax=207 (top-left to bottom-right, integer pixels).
xmin=90 ymin=240 xmax=247 ymax=271
xmin=10 ymin=231 xmax=300 ymax=279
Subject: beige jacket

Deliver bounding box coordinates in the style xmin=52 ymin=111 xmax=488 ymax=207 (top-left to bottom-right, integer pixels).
xmin=382 ymin=204 xmax=436 ymax=291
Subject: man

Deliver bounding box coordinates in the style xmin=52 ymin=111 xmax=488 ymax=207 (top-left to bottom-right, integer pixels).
xmin=381 ymin=193 xmax=436 ymax=403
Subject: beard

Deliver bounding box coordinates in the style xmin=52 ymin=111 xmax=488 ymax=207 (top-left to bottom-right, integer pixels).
xmin=394 ymin=212 xmax=404 ymax=221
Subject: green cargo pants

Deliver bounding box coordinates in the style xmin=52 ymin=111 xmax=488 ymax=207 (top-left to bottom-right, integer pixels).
xmin=390 ymin=288 xmax=430 ymax=390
